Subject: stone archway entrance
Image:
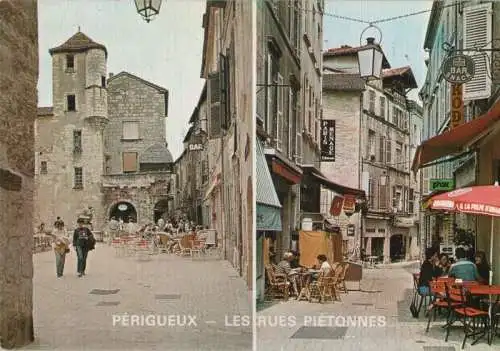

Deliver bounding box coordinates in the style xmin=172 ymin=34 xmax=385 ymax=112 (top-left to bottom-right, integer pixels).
xmin=153 ymin=199 xmax=169 ymax=223
xmin=109 ymin=202 xmax=137 ymax=223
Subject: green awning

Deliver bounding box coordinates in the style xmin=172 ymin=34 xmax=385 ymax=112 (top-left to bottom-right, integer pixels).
xmin=256 ymin=139 xmax=282 ymax=231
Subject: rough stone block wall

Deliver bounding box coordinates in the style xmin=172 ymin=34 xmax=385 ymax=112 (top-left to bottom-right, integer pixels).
xmin=321 ymin=92 xmax=361 ymax=189
xmin=0 ymin=0 xmax=37 ymax=348
xmin=105 ymin=74 xmax=167 ymax=175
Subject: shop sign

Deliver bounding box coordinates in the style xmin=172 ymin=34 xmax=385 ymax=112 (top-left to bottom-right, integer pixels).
xmin=442 ymin=54 xmax=474 ymax=84
xmin=430 ymin=178 xmax=455 ymax=191
xmin=271 ymin=160 xmax=301 ymax=184
xmin=450 ymin=84 xmax=464 ymax=128
xmin=189 ymin=144 xmax=203 ymax=151
xmin=393 ymin=217 xmax=414 ymax=228
xmin=330 ymin=196 xmax=344 ymax=216
xmin=320 ymin=119 xmax=335 ymax=162
xmin=347 ymin=224 xmax=355 ymax=236
xmin=343 ymin=194 xmax=356 ymax=215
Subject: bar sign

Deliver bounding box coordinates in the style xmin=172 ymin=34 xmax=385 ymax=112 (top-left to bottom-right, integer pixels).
xmin=321 ymin=119 xmax=335 ymax=161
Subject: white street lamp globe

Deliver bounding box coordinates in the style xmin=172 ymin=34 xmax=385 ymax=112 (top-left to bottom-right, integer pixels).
xmin=357 ymin=37 xmax=384 ymax=80
xmin=135 ymin=0 xmax=162 ymax=23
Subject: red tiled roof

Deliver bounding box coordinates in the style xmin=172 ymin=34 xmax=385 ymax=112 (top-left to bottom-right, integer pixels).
xmin=323 ymin=44 xmax=391 ymax=68
xmin=37 ymin=107 xmax=53 ymax=116
xmin=382 ymin=66 xmax=411 ymax=78
xmin=49 ymin=31 xmax=107 ymax=57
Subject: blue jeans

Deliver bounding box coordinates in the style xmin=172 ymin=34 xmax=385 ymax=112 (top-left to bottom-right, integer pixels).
xmin=76 ymin=246 xmax=89 ymax=274
xmin=55 ymin=251 xmax=66 ymax=276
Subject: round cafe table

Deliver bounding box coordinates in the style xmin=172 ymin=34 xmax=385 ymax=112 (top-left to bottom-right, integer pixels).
xmin=467 ymin=284 xmax=500 ymax=345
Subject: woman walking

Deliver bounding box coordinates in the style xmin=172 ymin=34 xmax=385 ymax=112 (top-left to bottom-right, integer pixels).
xmin=50 ymin=221 xmax=69 ymax=278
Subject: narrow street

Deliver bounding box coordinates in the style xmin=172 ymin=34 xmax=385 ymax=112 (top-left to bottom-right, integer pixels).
xmin=23 ymin=245 xmax=252 ymax=351
xmin=257 ymin=263 xmax=500 ymax=351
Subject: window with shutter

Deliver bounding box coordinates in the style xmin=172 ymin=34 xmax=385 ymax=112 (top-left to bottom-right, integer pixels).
xmin=288 ymin=88 xmax=294 ymax=158
xmin=463 ymin=3 xmax=492 ymax=100
xmin=369 ymin=90 xmax=375 ymax=113
xmin=379 ymin=176 xmax=387 ymax=209
xmin=379 ymin=136 xmax=385 ymax=162
xmin=386 ymin=140 xmax=392 ymax=164
xmin=276 ymin=74 xmax=284 ymax=150
xmin=122 ymin=122 xmax=139 ymax=140
xmin=209 ymin=72 xmax=222 ymax=139
xmin=379 ymin=96 xmax=385 ymax=119
xmin=368 ymin=177 xmax=376 ymax=209
xmin=220 ymin=53 xmax=230 ymax=129
xmin=409 ymin=188 xmax=414 ymax=214
xmin=122 ymin=152 xmax=138 ymax=173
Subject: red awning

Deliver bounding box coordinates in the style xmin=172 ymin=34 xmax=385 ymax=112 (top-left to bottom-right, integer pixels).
xmin=412 ymin=99 xmax=500 ymax=173
xmin=303 ymin=167 xmax=366 ymax=199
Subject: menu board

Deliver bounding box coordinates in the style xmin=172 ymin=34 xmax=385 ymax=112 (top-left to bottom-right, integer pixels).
xmin=321 ymin=119 xmax=335 ymax=161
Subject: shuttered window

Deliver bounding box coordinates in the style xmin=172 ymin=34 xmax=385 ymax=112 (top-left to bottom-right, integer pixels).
xmin=463 ymin=3 xmax=492 ymax=100
xmin=379 ymin=96 xmax=386 ymax=119
xmin=123 ymin=152 xmax=138 ymax=173
xmin=368 ymin=177 xmax=376 ymax=209
xmin=379 ymin=135 xmax=385 ymax=163
xmin=276 ymin=74 xmax=284 ymax=150
xmin=386 ymin=140 xmax=392 ymax=164
xmin=209 ymin=72 xmax=222 ymax=138
xmin=409 ymin=188 xmax=414 ymax=214
xmin=369 ymin=90 xmax=375 ymax=113
xmin=122 ymin=122 xmax=139 ymax=140
xmin=379 ymin=176 xmax=387 ymax=209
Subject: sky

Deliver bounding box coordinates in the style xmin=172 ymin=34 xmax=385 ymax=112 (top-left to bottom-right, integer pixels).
xmin=38 ymin=0 xmax=205 ymax=159
xmin=323 ymin=0 xmax=433 ymax=102
xmin=38 ymin=1 xmax=432 ymax=158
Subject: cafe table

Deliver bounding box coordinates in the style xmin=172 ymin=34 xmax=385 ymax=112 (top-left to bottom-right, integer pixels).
xmin=296 ymin=269 xmax=320 ymax=301
xmin=467 ymin=284 xmax=500 ymax=345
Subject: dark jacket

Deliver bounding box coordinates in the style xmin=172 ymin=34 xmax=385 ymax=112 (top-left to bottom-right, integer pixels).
xmin=418 ymin=260 xmax=440 ymax=287
xmin=476 ymin=263 xmax=490 ymax=283
xmin=73 ymin=227 xmax=93 ymax=248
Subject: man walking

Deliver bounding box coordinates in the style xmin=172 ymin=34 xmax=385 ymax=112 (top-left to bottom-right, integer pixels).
xmin=73 ymin=218 xmax=94 ymax=277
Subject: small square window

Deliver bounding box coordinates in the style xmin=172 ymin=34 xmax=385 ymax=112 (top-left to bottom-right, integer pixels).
xmin=122 ymin=121 xmax=139 ymax=140
xmin=40 ymin=161 xmax=47 ymax=174
xmin=67 ymin=95 xmax=76 ymax=111
xmin=66 ymin=55 xmax=74 ymax=70
xmin=122 ymin=152 xmax=138 ymax=173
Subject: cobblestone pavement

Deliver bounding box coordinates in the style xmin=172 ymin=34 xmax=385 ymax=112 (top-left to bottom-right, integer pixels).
xmin=257 ymin=263 xmax=500 ymax=351
xmin=22 ymin=244 xmax=252 ymax=351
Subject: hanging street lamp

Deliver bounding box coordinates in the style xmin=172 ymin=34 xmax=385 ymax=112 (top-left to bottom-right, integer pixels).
xmin=135 ymin=0 xmax=162 ymax=23
xmin=357 ymin=24 xmax=384 ymax=80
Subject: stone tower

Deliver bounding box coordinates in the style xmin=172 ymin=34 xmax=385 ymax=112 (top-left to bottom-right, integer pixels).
xmin=35 ymin=31 xmax=108 ymax=230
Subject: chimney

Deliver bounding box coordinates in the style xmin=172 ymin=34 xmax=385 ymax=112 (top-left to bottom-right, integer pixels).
xmin=109 ymin=72 xmax=114 ymax=78
xmin=366 ymin=37 xmax=375 ymax=45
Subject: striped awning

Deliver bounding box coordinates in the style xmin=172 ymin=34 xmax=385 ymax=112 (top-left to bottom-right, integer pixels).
xmin=256 ymin=139 xmax=282 ymax=231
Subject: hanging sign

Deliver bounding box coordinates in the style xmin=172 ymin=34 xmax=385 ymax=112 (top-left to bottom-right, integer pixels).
xmin=450 ymin=84 xmax=464 ymax=128
xmin=330 ymin=196 xmax=344 ymax=216
xmin=343 ymin=195 xmax=356 ymax=215
xmin=347 ymin=224 xmax=355 ymax=236
xmin=442 ymin=54 xmax=474 ymax=84
xmin=320 ymin=119 xmax=335 ymax=161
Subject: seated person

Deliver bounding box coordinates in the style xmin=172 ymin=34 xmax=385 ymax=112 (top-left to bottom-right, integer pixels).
xmin=311 ymin=254 xmax=332 ymax=280
xmin=275 ymin=252 xmax=293 ymax=275
xmin=437 ymin=253 xmax=451 ymax=276
xmin=418 ymin=248 xmax=440 ymax=296
xmin=448 ymin=247 xmax=479 ymax=281
xmin=475 ymin=250 xmax=490 ymax=284
xmin=290 ymin=251 xmax=302 ymax=269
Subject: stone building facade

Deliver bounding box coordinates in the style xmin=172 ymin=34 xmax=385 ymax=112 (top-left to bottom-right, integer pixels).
xmin=0 ymin=0 xmax=37 ymax=348
xmin=322 ymin=46 xmax=422 ymax=263
xmin=200 ymin=0 xmax=253 ymax=287
xmin=35 ymin=32 xmax=174 ymax=232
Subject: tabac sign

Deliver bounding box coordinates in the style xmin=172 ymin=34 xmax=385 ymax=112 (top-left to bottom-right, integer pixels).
xmin=321 ymin=119 xmax=335 ymax=161
xmin=442 ymin=54 xmax=475 ymax=84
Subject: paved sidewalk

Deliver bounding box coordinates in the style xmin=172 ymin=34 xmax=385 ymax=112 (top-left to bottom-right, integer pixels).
xmin=257 ymin=263 xmax=500 ymax=351
xmin=22 ymin=244 xmax=252 ymax=351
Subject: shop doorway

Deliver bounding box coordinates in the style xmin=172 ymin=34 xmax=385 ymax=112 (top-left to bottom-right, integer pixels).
xmin=390 ymin=234 xmax=404 ymax=262
xmin=109 ymin=202 xmax=137 ymax=223
xmin=371 ymin=237 xmax=384 ymax=258
xmin=153 ymin=199 xmax=169 ymax=223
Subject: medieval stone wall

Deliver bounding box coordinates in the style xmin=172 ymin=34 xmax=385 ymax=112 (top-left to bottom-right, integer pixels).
xmin=0 ymin=0 xmax=38 ymax=348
